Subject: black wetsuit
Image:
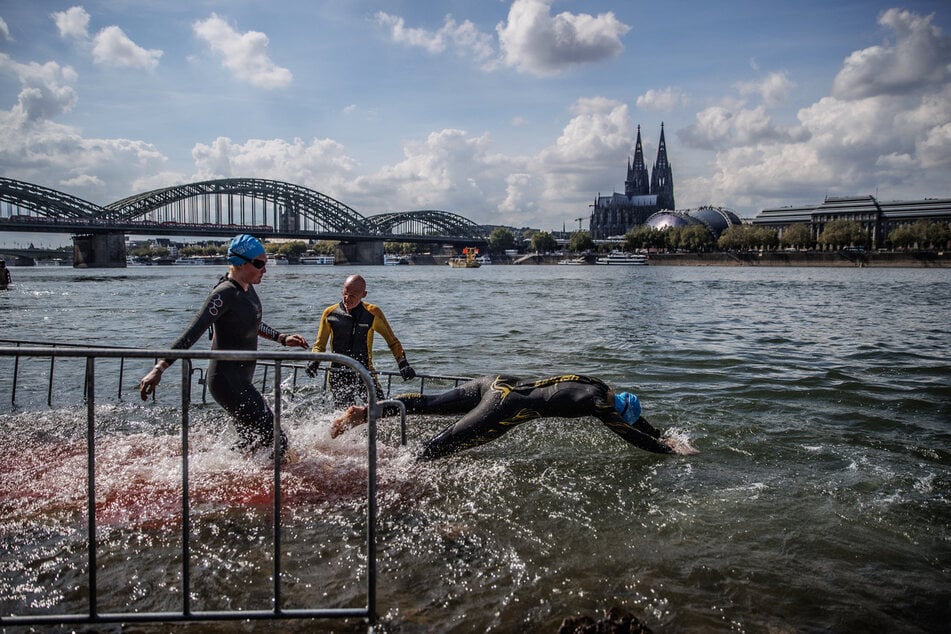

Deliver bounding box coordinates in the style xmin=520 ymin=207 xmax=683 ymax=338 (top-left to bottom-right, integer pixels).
xmin=387 ymin=374 xmax=674 ymax=459
xmin=163 ymin=276 xmax=287 ymax=453
xmin=0 ymin=265 xmax=10 ymax=289
xmin=312 ymin=301 xmax=408 ymax=407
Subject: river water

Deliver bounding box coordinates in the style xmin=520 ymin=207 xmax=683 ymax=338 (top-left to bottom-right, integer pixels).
xmin=0 ymin=262 xmax=949 ymax=632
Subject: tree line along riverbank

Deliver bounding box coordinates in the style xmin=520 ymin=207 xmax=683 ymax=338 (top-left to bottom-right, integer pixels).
xmin=421 ymin=251 xmax=949 ymax=267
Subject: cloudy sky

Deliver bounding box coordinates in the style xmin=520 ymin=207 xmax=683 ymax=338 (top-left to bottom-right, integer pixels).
xmin=1 ymin=0 xmax=949 ymax=237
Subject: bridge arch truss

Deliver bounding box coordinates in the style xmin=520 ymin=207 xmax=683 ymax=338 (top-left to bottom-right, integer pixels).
xmin=104 ymin=178 xmax=374 ymax=235
xmin=0 ymin=178 xmax=104 ymax=220
xmin=368 ymin=210 xmax=485 ymax=241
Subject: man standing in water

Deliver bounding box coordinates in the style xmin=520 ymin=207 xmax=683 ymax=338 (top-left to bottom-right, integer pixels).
xmin=307 ymin=274 xmax=416 ymax=407
xmin=331 ymin=373 xmax=698 ymax=458
xmin=139 ymin=234 xmax=308 ymax=457
xmin=0 ymin=260 xmax=11 ymax=289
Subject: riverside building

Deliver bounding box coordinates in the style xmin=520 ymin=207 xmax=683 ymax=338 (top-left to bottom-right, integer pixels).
xmin=752 ymin=195 xmax=951 ymax=249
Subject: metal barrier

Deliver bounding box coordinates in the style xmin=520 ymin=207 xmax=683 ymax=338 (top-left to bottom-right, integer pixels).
xmin=1 ymin=337 xmax=471 ymax=410
xmin=0 ymin=345 xmax=402 ymax=628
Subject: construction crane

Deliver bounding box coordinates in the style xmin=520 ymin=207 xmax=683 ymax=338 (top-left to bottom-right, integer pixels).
xmin=574 ymin=217 xmax=586 ymax=231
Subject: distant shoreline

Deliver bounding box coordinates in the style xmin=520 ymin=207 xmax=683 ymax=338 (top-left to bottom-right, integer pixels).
xmin=429 ymin=251 xmax=950 ymax=268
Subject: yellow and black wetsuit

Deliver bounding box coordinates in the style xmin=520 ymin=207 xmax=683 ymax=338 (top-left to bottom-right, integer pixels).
xmin=162 ymin=276 xmax=289 ymax=454
xmin=388 ymin=374 xmax=674 ymax=459
xmin=311 ymin=300 xmax=408 ymax=406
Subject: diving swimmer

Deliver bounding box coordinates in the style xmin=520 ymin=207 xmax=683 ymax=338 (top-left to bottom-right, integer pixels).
xmin=138 ymin=234 xmax=308 ymax=457
xmin=332 ymin=373 xmax=698 ymax=459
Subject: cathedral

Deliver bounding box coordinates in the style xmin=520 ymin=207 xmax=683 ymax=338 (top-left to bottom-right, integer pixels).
xmin=589 ymin=124 xmax=675 ymax=239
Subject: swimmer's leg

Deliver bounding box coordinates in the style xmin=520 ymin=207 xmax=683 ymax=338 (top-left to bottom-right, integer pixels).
xmin=418 ymin=389 xmax=524 ymax=460
xmin=395 ymin=376 xmax=491 ymax=416
xmin=329 ymin=370 xmax=366 ymax=408
xmin=213 ymin=382 xmax=286 ymax=457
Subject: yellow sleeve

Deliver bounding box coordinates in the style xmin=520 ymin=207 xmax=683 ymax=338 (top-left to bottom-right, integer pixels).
xmin=311 ymin=304 xmax=336 ymax=353
xmin=366 ymin=303 xmax=407 ymax=361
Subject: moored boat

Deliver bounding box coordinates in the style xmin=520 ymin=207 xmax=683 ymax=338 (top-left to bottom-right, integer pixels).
xmin=595 ymin=251 xmax=647 ymax=265
xmin=448 ymin=247 xmax=482 ymax=268
xmin=300 ymin=255 xmax=335 ymax=265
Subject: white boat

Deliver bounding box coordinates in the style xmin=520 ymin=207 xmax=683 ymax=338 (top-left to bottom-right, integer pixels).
xmin=558 ymin=257 xmax=587 ymax=265
xmin=475 ymin=255 xmax=492 ymax=265
xmin=595 ymin=251 xmax=648 ymax=265
xmin=175 ymin=257 xmax=206 ymax=265
xmin=383 ymin=254 xmax=408 ymax=265
xmin=300 ymin=255 xmax=335 ymax=265
xmin=268 ymin=255 xmax=289 ymax=265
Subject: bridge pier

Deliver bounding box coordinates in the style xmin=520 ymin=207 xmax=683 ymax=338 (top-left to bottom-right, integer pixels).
xmin=334 ymin=241 xmax=384 ymax=265
xmin=73 ymin=233 xmax=127 ymax=268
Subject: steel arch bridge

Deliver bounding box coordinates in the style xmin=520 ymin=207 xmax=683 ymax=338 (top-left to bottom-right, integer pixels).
xmin=104 ymin=178 xmax=375 ymax=235
xmin=0 ymin=177 xmax=488 ymax=243
xmin=368 ymin=210 xmax=484 ymax=239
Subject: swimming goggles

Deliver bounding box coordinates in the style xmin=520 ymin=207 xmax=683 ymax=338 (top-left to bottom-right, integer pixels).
xmin=230 ymin=251 xmax=267 ymax=269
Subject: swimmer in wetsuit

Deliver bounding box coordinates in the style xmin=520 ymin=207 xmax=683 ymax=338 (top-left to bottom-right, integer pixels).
xmin=0 ymin=260 xmax=10 ymax=290
xmin=138 ymin=234 xmax=308 ymax=457
xmin=332 ymin=374 xmax=698 ymax=459
xmin=307 ymin=274 xmax=415 ymax=407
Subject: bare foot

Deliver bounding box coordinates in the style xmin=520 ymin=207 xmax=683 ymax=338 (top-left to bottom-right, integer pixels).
xmin=332 ymin=405 xmax=368 ymax=438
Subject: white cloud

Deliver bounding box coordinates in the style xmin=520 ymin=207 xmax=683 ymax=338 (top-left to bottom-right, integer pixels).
xmin=191 ymin=136 xmax=357 ymax=195
xmin=52 ymin=7 xmax=162 ymax=70
xmin=680 ymin=103 xmax=804 ymax=151
xmin=375 ymin=12 xmax=496 ymax=66
xmin=0 ymin=54 xmax=78 ymax=121
xmin=0 ymin=17 xmax=12 ymax=42
xmin=193 ymin=14 xmax=292 ymax=89
xmin=52 ymin=6 xmax=90 ymax=40
xmin=92 ymin=25 xmax=162 ymax=69
xmin=833 ymin=8 xmax=951 ymax=100
xmin=0 ymin=109 xmax=175 ymax=203
xmin=344 ymin=129 xmax=517 ymax=216
xmin=497 ymin=0 xmax=630 ymax=76
xmin=636 ymin=87 xmax=688 ymax=112
xmin=736 ymin=72 xmax=794 ymax=108
xmin=377 ymin=0 xmax=631 ymax=77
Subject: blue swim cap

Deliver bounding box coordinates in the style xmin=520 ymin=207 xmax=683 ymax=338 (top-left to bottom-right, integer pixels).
xmin=614 ymin=392 xmax=642 ymax=425
xmin=227 ymin=234 xmax=265 ymax=265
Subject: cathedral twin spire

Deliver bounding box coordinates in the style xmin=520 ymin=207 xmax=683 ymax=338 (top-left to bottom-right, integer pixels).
xmin=625 ymin=123 xmax=674 ymax=210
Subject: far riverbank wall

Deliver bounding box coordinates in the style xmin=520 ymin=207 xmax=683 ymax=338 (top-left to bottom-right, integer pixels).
xmin=426 ymin=251 xmax=949 ymax=268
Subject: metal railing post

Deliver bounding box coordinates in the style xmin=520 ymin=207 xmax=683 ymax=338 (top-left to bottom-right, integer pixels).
xmin=85 ymin=356 xmax=97 ymax=619
xmin=367 ymin=383 xmax=378 ymax=626
xmin=49 ymin=356 xmax=56 ymax=406
xmin=10 ymin=347 xmax=18 ymax=404
xmin=181 ymin=359 xmax=192 ymax=617
xmin=272 ymin=360 xmax=283 ymax=616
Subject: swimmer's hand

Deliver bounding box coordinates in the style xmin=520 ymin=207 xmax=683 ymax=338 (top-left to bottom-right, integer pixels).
xmin=139 ymin=366 xmax=164 ymax=400
xmin=663 ymin=436 xmax=700 ymax=455
xmin=332 ymin=405 xmax=368 ymax=438
xmin=282 ymin=334 xmax=309 ymax=349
